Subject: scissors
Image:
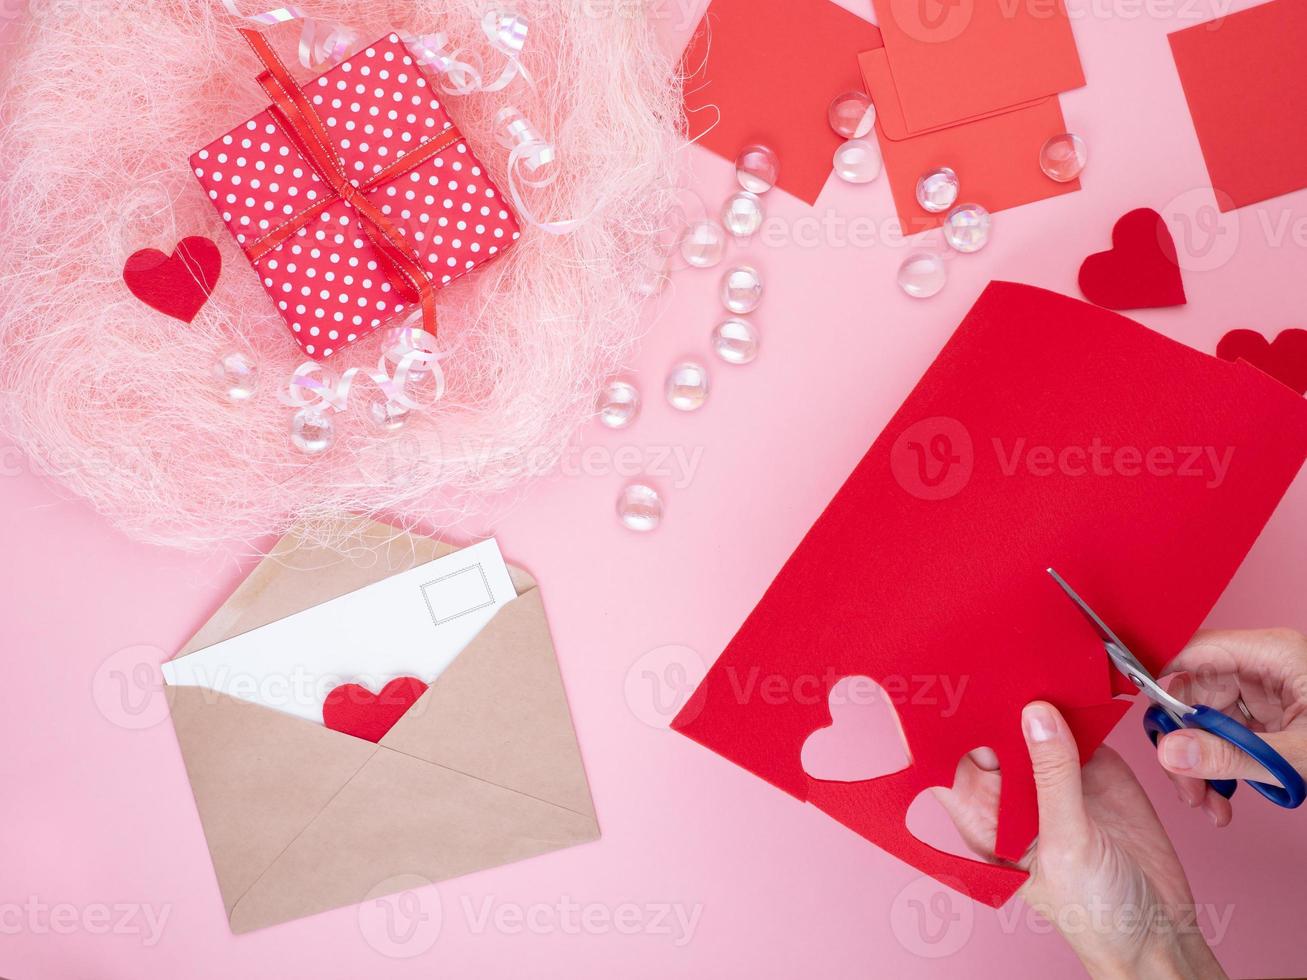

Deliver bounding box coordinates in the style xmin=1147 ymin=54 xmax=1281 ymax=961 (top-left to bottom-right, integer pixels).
xmin=1047 ymin=568 xmax=1305 ymax=809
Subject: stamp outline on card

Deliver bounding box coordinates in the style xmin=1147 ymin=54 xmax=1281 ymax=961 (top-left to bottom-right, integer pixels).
xmin=420 ymin=563 xmax=495 ymax=627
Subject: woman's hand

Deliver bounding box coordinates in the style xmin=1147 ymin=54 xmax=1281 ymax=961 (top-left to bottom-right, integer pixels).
xmin=1155 ymin=629 xmax=1307 ymax=827
xmin=936 ymin=703 xmax=1225 ymax=979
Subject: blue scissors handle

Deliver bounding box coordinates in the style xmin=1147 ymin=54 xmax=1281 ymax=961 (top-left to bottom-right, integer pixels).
xmin=1143 ymin=704 xmax=1306 ymax=808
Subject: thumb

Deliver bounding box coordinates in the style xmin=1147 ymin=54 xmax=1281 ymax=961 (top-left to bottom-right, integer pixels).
xmin=1022 ymin=701 xmax=1090 ymax=846
xmin=1157 ymin=727 xmax=1307 ymax=783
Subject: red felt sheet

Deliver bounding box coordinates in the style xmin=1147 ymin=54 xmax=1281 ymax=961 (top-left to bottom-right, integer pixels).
xmin=674 ymin=282 xmax=1307 ymax=906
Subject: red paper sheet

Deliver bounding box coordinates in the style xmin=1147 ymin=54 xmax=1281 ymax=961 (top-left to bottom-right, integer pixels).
xmin=870 ymin=0 xmax=1085 ymax=133
xmin=683 ymin=0 xmax=883 ymax=205
xmin=859 ymin=46 xmax=1076 ymax=232
xmin=674 ymin=282 xmax=1307 ymax=906
xmin=1169 ymin=0 xmax=1307 ymax=211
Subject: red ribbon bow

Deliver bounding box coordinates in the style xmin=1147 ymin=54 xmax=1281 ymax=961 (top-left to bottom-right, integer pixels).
xmin=239 ymin=28 xmax=454 ymax=340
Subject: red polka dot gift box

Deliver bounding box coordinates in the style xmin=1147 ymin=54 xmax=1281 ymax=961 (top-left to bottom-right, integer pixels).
xmin=190 ymin=30 xmax=520 ymax=360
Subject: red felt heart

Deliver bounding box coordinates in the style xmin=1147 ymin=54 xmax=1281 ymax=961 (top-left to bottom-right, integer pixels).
xmin=323 ymin=676 xmax=429 ymax=743
xmin=1077 ymin=208 xmax=1186 ymax=310
xmin=122 ymin=236 xmax=221 ymax=322
xmin=1217 ymin=329 xmax=1307 ymax=395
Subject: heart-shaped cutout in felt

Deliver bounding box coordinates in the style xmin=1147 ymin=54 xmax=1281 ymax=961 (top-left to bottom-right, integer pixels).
xmin=800 ymin=675 xmax=911 ymax=782
xmin=1217 ymin=329 xmax=1307 ymax=395
xmin=1077 ymin=208 xmax=1186 ymax=311
xmin=122 ymin=236 xmax=221 ymax=323
xmin=905 ymin=748 xmax=1000 ymax=863
xmin=323 ymin=676 xmax=429 ymax=743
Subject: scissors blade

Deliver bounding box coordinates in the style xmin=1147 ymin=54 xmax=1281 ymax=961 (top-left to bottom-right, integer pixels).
xmin=1045 ymin=568 xmax=1191 ymax=721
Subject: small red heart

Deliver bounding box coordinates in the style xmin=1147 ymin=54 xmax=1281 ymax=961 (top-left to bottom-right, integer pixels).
xmin=1217 ymin=329 xmax=1307 ymax=395
xmin=122 ymin=237 xmax=221 ymax=323
xmin=1077 ymin=208 xmax=1186 ymax=311
xmin=323 ymin=676 xmax=429 ymax=743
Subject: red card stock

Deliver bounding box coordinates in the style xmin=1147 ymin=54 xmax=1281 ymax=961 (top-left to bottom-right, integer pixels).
xmin=1078 ymin=208 xmax=1187 ymax=311
xmin=674 ymin=282 xmax=1307 ymax=906
xmin=1169 ymin=0 xmax=1307 ymax=211
xmin=859 ymin=45 xmax=1076 ymax=232
xmin=683 ymin=0 xmax=882 ymax=205
xmin=871 ymin=0 xmax=1085 ymax=134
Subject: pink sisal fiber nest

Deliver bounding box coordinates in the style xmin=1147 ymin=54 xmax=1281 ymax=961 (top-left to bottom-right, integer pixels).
xmin=0 ymin=0 xmax=683 ymax=550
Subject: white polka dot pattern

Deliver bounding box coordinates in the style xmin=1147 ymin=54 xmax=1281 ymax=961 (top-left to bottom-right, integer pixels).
xmin=189 ymin=33 xmax=520 ymax=360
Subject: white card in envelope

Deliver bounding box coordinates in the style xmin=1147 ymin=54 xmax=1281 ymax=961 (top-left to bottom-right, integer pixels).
xmin=162 ymin=538 xmax=517 ymax=724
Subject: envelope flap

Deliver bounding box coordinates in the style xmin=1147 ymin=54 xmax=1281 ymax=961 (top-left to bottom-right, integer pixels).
xmin=177 ymin=519 xmax=536 ymax=658
xmin=167 ymin=685 xmax=377 ymax=916
xmin=380 ymin=587 xmax=595 ymax=818
xmin=229 ymin=750 xmax=600 ymax=933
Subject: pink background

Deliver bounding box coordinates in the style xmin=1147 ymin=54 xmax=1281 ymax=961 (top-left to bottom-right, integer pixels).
xmin=4 ymin=0 xmax=1307 ymax=977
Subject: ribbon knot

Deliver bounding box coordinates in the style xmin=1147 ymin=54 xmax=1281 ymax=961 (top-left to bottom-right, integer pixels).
xmin=237 ymin=28 xmax=452 ymax=338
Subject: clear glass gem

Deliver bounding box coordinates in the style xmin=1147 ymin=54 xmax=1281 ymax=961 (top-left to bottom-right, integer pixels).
xmin=833 ymin=139 xmax=882 ymax=184
xmin=665 ymin=361 xmax=709 ymax=411
xmin=916 ymin=167 xmax=959 ymax=213
xmin=721 ymin=265 xmax=763 ymax=314
xmin=721 ymin=191 xmax=764 ymax=239
xmin=896 ymin=252 xmax=948 ymax=299
xmin=597 ymin=380 xmax=640 ymax=429
xmin=617 ymin=483 xmax=663 ymax=532
xmin=943 ymin=203 xmax=991 ymax=253
xmin=1040 ymin=133 xmax=1088 ymax=183
xmin=679 ymin=220 xmax=726 ymax=268
xmin=368 ymin=396 xmax=410 ymax=431
xmin=215 ymin=351 xmax=258 ymax=403
xmin=828 ymin=90 xmax=876 ymax=139
xmin=712 ymin=318 xmax=759 ymax=365
xmin=290 ymin=407 xmax=335 ymax=455
xmin=735 ymin=144 xmax=780 ymax=194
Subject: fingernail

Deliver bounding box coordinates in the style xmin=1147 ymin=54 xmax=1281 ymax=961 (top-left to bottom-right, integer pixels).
xmin=1162 ymin=733 xmax=1200 ymax=771
xmin=1207 ymin=806 xmax=1222 ymax=827
xmin=1175 ymin=783 xmax=1198 ymax=807
xmin=1023 ymin=704 xmax=1056 ymax=743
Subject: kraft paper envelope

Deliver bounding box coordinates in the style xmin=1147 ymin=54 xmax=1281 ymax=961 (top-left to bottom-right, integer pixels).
xmin=167 ymin=520 xmax=600 ymax=933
